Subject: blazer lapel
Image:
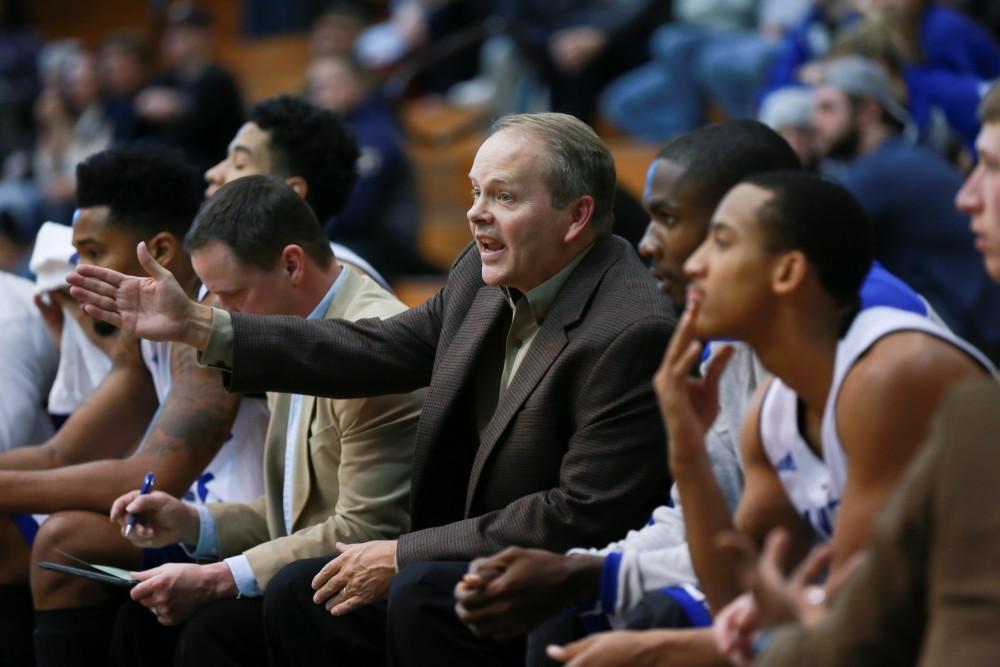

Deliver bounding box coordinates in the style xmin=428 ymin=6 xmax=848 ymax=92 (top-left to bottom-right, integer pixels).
xmin=289 ymin=393 xmax=317 ymax=531
xmin=288 ymin=269 xmax=356 ymax=532
xmin=264 ymin=393 xmax=291 ymax=534
xmin=464 ymin=236 xmax=621 ymax=512
xmin=411 ymin=286 xmax=508 ymax=496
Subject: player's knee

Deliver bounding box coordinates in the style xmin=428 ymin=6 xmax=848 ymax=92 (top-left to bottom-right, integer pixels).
xmin=31 ymin=512 xmax=78 ymax=564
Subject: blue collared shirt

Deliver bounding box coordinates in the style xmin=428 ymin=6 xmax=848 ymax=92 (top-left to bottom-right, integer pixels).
xmin=189 ymin=270 xmax=347 ymax=597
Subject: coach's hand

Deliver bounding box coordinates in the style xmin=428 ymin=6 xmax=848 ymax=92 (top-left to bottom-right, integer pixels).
xmin=68 ymin=241 xmax=214 ymax=350
xmin=311 ymin=540 xmax=397 ymax=616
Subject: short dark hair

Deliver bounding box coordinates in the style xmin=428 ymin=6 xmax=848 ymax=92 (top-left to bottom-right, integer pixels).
xmin=247 ymin=95 xmax=359 ymax=222
xmin=185 ymin=174 xmax=333 ymax=271
xmin=76 ymin=145 xmax=201 ymax=239
xmin=741 ymin=171 xmax=873 ymax=310
xmin=657 ymin=120 xmax=801 ymax=210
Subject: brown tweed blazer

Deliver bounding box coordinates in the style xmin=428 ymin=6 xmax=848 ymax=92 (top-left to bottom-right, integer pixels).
xmin=226 ymin=234 xmax=675 ymax=567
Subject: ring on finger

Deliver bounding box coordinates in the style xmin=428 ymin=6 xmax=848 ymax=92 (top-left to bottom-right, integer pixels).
xmin=805 ymin=586 xmax=826 ymax=606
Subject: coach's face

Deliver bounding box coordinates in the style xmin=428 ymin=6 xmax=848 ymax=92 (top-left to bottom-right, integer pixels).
xmin=191 ymin=239 xmax=292 ymax=315
xmin=467 ymin=129 xmax=582 ymax=293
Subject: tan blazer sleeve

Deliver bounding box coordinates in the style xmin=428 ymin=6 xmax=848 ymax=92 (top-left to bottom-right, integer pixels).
xmin=208 ymin=495 xmax=271 ymax=557
xmin=240 ymin=387 xmax=421 ymax=590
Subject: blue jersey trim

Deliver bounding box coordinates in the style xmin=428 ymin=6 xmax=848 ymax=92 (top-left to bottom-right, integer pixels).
xmin=859 ymin=262 xmax=927 ymax=315
xmin=598 ymin=551 xmax=623 ymax=615
xmin=660 ymin=586 xmax=713 ymax=628
xmin=11 ymin=514 xmax=38 ymax=545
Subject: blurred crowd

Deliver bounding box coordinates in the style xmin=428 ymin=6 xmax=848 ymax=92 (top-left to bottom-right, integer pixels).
xmin=1 ymin=0 xmax=999 ymax=348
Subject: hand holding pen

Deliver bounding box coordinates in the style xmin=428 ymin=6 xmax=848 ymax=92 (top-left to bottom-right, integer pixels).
xmin=110 ymin=476 xmax=202 ymax=548
xmin=124 ymin=472 xmax=154 ymax=537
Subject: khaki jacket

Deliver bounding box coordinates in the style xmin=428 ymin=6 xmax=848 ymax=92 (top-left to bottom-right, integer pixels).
xmin=208 ymin=266 xmax=422 ymax=589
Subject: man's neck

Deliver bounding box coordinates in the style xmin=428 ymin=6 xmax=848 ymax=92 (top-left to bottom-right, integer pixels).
xmin=748 ymin=308 xmax=840 ymax=414
xmin=857 ymin=123 xmax=893 ymax=157
xmin=297 ymin=262 xmax=343 ymax=318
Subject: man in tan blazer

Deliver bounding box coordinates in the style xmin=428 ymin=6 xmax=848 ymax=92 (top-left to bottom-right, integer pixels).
xmin=106 ymin=174 xmax=422 ymax=664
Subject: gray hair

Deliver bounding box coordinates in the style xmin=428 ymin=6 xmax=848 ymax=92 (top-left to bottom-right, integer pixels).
xmin=490 ymin=113 xmax=616 ymax=234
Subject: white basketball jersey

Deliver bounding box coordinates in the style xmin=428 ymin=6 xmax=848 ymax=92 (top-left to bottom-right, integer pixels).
xmin=139 ymin=289 xmax=268 ymax=506
xmin=760 ymin=307 xmax=994 ymax=540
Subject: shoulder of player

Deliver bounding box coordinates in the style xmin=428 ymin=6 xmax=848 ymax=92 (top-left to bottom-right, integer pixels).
xmin=841 ymin=330 xmax=983 ymax=403
xmin=836 ymin=331 xmax=986 ymax=454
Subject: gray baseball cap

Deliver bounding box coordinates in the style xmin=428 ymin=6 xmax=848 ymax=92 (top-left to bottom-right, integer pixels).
xmin=759 ymin=86 xmax=815 ymax=130
xmin=819 ymin=55 xmax=911 ymax=126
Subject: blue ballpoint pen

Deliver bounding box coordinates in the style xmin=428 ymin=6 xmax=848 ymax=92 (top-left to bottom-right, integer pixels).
xmin=124 ymin=472 xmax=155 ymax=537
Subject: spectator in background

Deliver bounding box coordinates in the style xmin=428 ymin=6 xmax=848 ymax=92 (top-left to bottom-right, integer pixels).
xmin=98 ymin=30 xmax=152 ymax=143
xmin=828 ymin=9 xmax=998 ymax=155
xmin=306 ymin=53 xmax=429 ymax=280
xmin=601 ymin=0 xmax=811 ymax=143
xmin=813 ymin=55 xmax=1000 ymax=354
xmin=0 ymin=0 xmax=41 ymax=162
xmin=863 ymin=0 xmax=1000 ymax=78
xmin=132 ymin=3 xmax=243 ymax=172
xmin=309 ymin=0 xmax=372 ymax=57
xmin=758 ymin=0 xmax=859 ymax=102
xmin=762 ymin=0 xmax=1000 ymax=132
xmin=495 ymin=0 xmax=665 ymax=125
xmin=758 ymin=86 xmax=819 ymax=169
xmin=32 ymin=44 xmax=112 ymax=225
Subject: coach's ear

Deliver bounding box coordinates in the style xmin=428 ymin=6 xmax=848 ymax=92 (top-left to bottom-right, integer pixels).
xmin=285 ymin=176 xmax=308 ymax=201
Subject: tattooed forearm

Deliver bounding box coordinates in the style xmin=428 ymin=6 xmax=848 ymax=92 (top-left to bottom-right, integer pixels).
xmin=138 ymin=344 xmax=241 ymax=462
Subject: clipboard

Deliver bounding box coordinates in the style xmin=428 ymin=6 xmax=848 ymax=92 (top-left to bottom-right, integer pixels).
xmin=37 ymin=550 xmax=136 ymax=587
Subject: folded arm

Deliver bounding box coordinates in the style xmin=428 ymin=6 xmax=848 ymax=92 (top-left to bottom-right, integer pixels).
xmin=0 ymin=341 xmax=242 ymax=514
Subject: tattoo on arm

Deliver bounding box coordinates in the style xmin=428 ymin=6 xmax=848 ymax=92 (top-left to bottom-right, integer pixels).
xmin=138 ymin=343 xmax=241 ymax=463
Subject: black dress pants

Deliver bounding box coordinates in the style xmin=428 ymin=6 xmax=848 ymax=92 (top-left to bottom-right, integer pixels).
xmin=264 ymin=557 xmax=525 ymax=666
xmin=110 ymin=596 xmax=267 ymax=667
